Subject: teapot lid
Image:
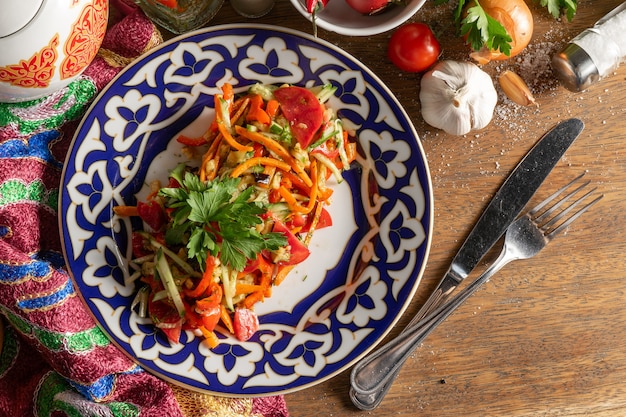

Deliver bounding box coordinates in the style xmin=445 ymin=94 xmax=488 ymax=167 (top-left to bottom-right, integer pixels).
xmin=0 ymin=0 xmax=45 ymax=37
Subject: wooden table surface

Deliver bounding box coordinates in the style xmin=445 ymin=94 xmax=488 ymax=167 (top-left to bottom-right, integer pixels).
xmin=195 ymin=0 xmax=625 ymax=415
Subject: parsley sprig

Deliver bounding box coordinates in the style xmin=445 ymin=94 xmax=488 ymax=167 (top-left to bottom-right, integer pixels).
xmin=437 ymin=0 xmax=578 ymax=56
xmin=460 ymin=1 xmax=512 ymax=56
xmin=158 ymin=164 xmax=287 ymax=272
xmin=539 ymin=0 xmax=577 ymax=21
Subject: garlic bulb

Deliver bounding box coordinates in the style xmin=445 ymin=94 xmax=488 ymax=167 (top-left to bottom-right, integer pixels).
xmin=419 ymin=60 xmax=498 ymax=136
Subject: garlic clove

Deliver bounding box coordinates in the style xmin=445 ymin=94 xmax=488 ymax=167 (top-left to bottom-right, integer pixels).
xmin=498 ymin=70 xmax=538 ymax=106
xmin=420 ymin=60 xmax=498 ymax=136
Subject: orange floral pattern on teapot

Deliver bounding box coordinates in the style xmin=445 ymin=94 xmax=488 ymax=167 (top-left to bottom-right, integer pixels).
xmin=61 ymin=0 xmax=109 ymax=79
xmin=0 ymin=0 xmax=108 ymax=89
xmin=0 ymin=36 xmax=59 ymax=88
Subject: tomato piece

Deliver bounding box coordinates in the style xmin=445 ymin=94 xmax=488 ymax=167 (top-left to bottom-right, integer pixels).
xmin=233 ymin=308 xmax=259 ymax=342
xmin=268 ymin=189 xmax=282 ymax=204
xmin=137 ymin=200 xmax=167 ymax=232
xmin=149 ymin=299 xmax=184 ymax=344
xmin=300 ymin=207 xmax=332 ymax=233
xmin=310 ymin=139 xmax=339 ymax=159
xmin=272 ymin=218 xmax=310 ymax=265
xmin=273 ymin=86 xmax=324 ymax=149
xmin=388 ymin=23 xmax=441 ymax=73
xmin=131 ymin=232 xmax=149 ymax=258
xmin=288 ymin=213 xmax=307 ymax=229
xmin=242 ymin=257 xmax=260 ymax=273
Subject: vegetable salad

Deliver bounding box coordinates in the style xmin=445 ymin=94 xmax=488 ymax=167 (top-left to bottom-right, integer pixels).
xmin=115 ymin=83 xmax=357 ymax=348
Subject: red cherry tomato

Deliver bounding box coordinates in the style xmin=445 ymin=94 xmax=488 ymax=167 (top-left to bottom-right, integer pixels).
xmin=388 ymin=23 xmax=441 ymax=73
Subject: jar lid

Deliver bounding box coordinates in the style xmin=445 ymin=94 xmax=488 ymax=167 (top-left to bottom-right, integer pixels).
xmin=551 ymin=43 xmax=600 ymax=92
xmin=0 ymin=0 xmax=44 ymax=37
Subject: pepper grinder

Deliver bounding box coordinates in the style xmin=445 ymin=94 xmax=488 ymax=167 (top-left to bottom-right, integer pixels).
xmin=552 ymin=2 xmax=626 ymax=92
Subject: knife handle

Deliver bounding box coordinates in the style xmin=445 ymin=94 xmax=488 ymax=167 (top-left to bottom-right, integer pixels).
xmin=349 ymin=266 xmax=499 ymax=410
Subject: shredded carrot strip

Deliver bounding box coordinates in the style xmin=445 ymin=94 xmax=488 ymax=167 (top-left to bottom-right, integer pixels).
xmin=217 ymin=123 xmax=253 ymax=152
xmin=345 ymin=141 xmax=357 ymax=164
xmin=266 ymin=99 xmax=279 ymax=118
xmin=305 ymin=198 xmax=325 ymax=245
xmin=235 ymin=126 xmax=313 ymax=187
xmin=243 ymin=291 xmax=265 ymax=309
xmin=230 ymin=97 xmax=250 ymax=124
xmin=220 ymin=304 xmax=234 ymax=334
xmin=274 ymin=265 xmax=295 ymax=286
xmin=304 ymin=160 xmax=319 ymax=213
xmin=235 ymin=283 xmax=265 ymax=295
xmin=278 ymin=186 xmax=310 ymax=214
xmin=200 ymin=135 xmax=223 ymax=181
xmin=222 ymin=82 xmax=234 ymax=101
xmin=185 ymin=256 xmax=217 ymax=298
xmin=246 ymin=94 xmax=271 ymax=125
xmin=276 ymin=160 xmax=319 ymax=214
xmin=281 ymin=171 xmax=311 ymax=194
xmin=258 ymin=256 xmax=273 ymax=297
xmin=231 ymin=157 xmax=291 ymax=178
xmin=235 ymin=125 xmax=290 ymax=159
xmin=199 ymin=325 xmax=220 ymax=348
xmin=113 ymin=205 xmax=139 ymax=217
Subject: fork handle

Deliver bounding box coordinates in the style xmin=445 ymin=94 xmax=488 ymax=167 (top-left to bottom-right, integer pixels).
xmin=350 ymin=248 xmax=514 ymax=411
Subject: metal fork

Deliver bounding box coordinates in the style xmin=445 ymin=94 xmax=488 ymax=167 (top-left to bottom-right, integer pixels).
xmin=349 ymin=173 xmax=603 ymax=411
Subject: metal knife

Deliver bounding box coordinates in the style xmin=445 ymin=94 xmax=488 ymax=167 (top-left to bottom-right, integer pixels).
xmin=349 ymin=117 xmax=585 ymax=410
xmin=409 ymin=117 xmax=585 ymax=325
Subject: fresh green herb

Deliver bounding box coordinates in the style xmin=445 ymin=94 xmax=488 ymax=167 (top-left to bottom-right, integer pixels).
xmin=461 ymin=2 xmax=512 ymax=56
xmin=538 ymin=0 xmax=577 ymax=21
xmin=159 ymin=166 xmax=287 ymax=271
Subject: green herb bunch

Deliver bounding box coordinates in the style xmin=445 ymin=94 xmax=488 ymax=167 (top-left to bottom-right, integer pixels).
xmin=158 ymin=164 xmax=287 ymax=272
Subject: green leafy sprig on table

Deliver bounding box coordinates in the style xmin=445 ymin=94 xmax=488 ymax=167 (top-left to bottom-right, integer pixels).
xmin=435 ymin=0 xmax=578 ymax=55
xmin=158 ymin=164 xmax=287 ymax=272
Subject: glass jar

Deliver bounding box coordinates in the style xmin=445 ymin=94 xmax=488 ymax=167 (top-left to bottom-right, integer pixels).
xmin=230 ymin=0 xmax=274 ymax=18
xmin=134 ymin=0 xmax=224 ymax=34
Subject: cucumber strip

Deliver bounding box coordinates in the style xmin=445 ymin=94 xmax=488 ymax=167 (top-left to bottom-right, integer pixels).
xmin=155 ymin=248 xmax=186 ymax=317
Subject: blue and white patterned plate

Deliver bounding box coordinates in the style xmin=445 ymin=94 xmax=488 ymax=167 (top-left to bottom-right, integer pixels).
xmin=59 ymin=24 xmax=433 ymax=396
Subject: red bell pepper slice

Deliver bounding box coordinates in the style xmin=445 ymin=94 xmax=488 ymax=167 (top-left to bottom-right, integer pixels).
xmin=195 ymin=282 xmax=223 ymax=332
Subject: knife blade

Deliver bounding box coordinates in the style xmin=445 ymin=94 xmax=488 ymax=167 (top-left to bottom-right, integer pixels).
xmin=349 ymin=117 xmax=584 ymax=410
xmin=410 ymin=117 xmax=584 ymax=325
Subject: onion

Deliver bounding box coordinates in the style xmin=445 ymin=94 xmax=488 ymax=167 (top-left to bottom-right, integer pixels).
xmin=466 ymin=0 xmax=534 ymax=64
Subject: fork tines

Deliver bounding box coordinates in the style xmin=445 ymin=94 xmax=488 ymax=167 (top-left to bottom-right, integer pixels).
xmin=530 ymin=173 xmax=603 ymax=238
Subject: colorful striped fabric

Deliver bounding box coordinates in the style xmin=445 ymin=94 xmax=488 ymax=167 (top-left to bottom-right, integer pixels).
xmin=0 ymin=5 xmax=288 ymax=417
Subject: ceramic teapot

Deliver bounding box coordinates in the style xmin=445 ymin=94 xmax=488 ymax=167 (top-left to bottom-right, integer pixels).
xmin=0 ymin=0 xmax=109 ymax=103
